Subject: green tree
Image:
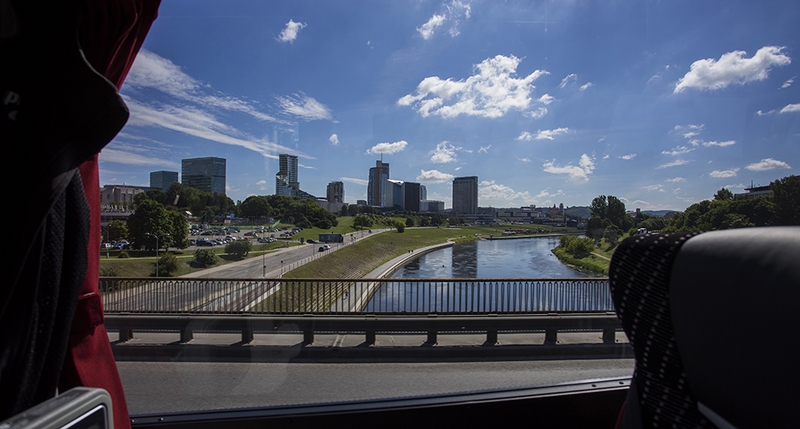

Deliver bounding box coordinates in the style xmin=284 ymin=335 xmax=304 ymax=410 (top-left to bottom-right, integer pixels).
xmin=126 ymin=199 xmax=173 ymax=250
xmin=153 ymin=252 xmax=180 ymax=277
xmin=771 ymin=175 xmax=800 ymax=225
xmin=395 ymin=220 xmax=406 ymax=233
xmin=714 ymin=187 xmax=734 ymax=201
xmin=353 ymin=214 xmax=373 ymax=229
xmin=168 ymin=210 xmax=190 ymax=249
xmin=106 ymin=219 xmax=128 ymax=242
xmin=239 ymin=195 xmax=273 ymax=218
xmin=225 ymin=240 xmax=252 ymax=258
xmin=405 ymin=217 xmax=415 ymax=227
xmin=193 ymin=249 xmax=220 ymax=268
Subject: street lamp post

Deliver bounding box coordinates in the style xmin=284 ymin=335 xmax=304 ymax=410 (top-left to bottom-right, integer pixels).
xmin=146 ymin=233 xmax=159 ymax=277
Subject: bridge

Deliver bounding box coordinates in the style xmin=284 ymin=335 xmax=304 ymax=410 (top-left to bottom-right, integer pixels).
xmin=101 ymin=278 xmax=627 ymax=359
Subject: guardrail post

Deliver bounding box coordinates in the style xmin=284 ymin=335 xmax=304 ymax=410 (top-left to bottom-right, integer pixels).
xmin=242 ymin=329 xmax=254 ymax=344
xmin=427 ymin=330 xmax=437 ymax=344
xmin=118 ymin=329 xmax=133 ymax=342
xmin=180 ymin=328 xmax=193 ymax=343
xmin=602 ymin=328 xmax=616 ymax=344
xmin=486 ymin=330 xmax=498 ymax=344
xmin=303 ymin=330 xmax=314 ymax=345
xmin=544 ymin=329 xmax=557 ymax=345
xmin=365 ymin=331 xmax=376 ymax=345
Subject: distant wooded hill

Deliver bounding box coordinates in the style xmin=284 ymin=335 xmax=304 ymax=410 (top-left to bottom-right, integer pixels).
xmin=564 ymin=207 xmax=677 ymax=219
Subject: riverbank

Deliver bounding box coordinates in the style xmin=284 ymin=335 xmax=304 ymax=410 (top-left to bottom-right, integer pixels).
xmin=550 ymin=247 xmax=610 ymax=276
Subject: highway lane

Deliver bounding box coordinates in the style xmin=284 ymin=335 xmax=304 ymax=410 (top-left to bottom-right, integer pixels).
xmin=118 ymin=358 xmax=634 ymax=415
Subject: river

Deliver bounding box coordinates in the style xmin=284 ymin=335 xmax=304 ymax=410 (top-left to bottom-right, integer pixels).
xmin=363 ymin=237 xmax=609 ymax=313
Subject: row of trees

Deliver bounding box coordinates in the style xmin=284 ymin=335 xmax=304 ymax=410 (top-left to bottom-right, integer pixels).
xmin=661 ymin=175 xmax=799 ymax=232
xmin=586 ymin=175 xmax=799 ymax=240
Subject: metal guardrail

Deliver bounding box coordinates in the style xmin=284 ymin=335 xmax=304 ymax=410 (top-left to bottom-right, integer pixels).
xmin=100 ymin=278 xmax=613 ymax=314
xmin=105 ymin=312 xmax=622 ymax=346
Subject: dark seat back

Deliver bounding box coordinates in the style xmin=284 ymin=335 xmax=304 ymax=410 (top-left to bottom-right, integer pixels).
xmin=609 ymin=227 xmax=800 ymax=428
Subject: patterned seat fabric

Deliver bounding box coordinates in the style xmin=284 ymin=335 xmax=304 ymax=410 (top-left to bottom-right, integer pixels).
xmin=609 ymin=233 xmax=712 ymax=429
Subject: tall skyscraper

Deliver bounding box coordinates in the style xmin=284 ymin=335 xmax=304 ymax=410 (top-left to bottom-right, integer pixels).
xmin=402 ymin=182 xmax=421 ymax=212
xmin=276 ymin=154 xmax=300 ymax=196
xmin=367 ymin=160 xmax=390 ymax=207
xmin=452 ymin=176 xmax=478 ymax=214
xmin=327 ymin=181 xmax=344 ymax=203
xmin=181 ymin=157 xmax=226 ymax=194
xmin=150 ymin=170 xmax=178 ymax=191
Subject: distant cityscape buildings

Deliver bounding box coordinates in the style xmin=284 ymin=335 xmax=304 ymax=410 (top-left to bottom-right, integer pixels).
xmin=452 ymin=176 xmax=478 ymax=215
xmin=367 ymin=160 xmax=390 ymax=207
xmin=149 ymin=170 xmax=178 ymax=191
xmin=181 ymin=157 xmax=226 ymax=194
xmin=275 ymin=154 xmax=316 ymax=199
xmin=327 ymin=181 xmax=344 ymax=203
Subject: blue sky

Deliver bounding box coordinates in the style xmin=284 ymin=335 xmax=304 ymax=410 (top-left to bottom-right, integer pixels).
xmin=101 ymin=0 xmax=799 ymax=211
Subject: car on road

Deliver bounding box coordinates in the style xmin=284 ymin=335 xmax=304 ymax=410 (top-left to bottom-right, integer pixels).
xmin=196 ymin=239 xmax=215 ymax=247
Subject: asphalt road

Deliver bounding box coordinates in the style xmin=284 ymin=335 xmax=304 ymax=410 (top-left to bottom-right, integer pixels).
xmin=118 ymin=358 xmax=635 ymax=415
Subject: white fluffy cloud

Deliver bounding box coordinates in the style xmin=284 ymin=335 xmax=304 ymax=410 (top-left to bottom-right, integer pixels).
xmin=341 ymin=177 xmax=369 ymax=186
xmin=542 ymin=154 xmax=595 ymax=183
xmin=417 ymin=14 xmax=446 ymax=39
xmin=657 ymin=159 xmax=691 ymax=169
xmin=126 ymin=49 xmax=283 ymax=123
xmin=478 ymin=145 xmax=491 ymax=153
xmin=417 ymin=169 xmax=455 ymax=183
xmin=666 ymin=177 xmax=686 ymax=183
xmin=620 ymin=153 xmax=637 ymax=160
xmin=276 ymin=93 xmax=333 ymax=121
xmin=329 ymin=134 xmax=339 ymax=145
xmin=745 ymin=158 xmax=792 ymax=171
xmin=398 ymin=55 xmax=548 ymax=118
xmin=559 ymin=73 xmax=577 ymax=88
xmin=662 ymin=146 xmax=694 ymax=156
xmin=781 ymin=77 xmax=795 ymax=89
xmin=278 ymin=19 xmax=306 ymax=43
xmin=417 ymin=1 xmax=472 ymax=39
xmin=780 ymin=103 xmax=800 ymax=113
xmin=367 ymin=140 xmax=408 ymax=155
xmin=479 ymin=181 xmax=564 ymax=206
xmin=430 ymin=141 xmax=462 ymax=163
xmin=99 ymin=147 xmax=179 ymax=168
xmin=710 ymin=168 xmax=739 ymax=178
xmin=702 ymin=140 xmax=736 ymax=147
xmin=674 ymin=46 xmax=791 ymax=93
xmin=579 ymin=82 xmax=594 ymax=91
xmin=531 ymin=128 xmax=570 ymax=140
xmin=256 ymin=180 xmax=268 ymax=191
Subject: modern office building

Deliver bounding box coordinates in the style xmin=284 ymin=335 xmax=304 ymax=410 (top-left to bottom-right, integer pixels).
xmin=452 ymin=176 xmax=478 ymax=215
xmin=367 ymin=160 xmax=390 ymax=207
xmin=275 ymin=154 xmax=316 ymax=199
xmin=420 ymin=200 xmax=444 ymax=212
xmin=181 ymin=157 xmax=226 ymax=194
xmin=385 ymin=179 xmax=403 ymax=209
xmin=326 ymin=181 xmax=344 ymax=203
xmin=275 ymin=154 xmax=299 ymax=196
xmin=149 ymin=171 xmax=178 ymax=191
xmin=402 ymin=182 xmax=421 ymax=212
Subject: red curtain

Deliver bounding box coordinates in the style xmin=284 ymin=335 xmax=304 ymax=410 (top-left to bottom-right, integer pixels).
xmin=58 ymin=2 xmax=161 ymax=429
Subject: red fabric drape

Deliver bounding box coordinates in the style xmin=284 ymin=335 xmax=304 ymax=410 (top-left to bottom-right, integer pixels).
xmin=58 ymin=2 xmax=160 ymax=429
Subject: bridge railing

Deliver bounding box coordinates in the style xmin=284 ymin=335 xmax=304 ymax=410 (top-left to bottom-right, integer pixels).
xmin=100 ymin=277 xmax=612 ymax=315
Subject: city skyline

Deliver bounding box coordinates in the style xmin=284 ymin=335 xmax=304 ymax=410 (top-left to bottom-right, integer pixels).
xmin=99 ymin=1 xmax=798 ymax=210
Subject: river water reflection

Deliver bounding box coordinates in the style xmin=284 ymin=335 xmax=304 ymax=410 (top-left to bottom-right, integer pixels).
xmin=364 ymin=237 xmax=609 ymax=313
xmin=391 ymin=237 xmax=598 ymax=279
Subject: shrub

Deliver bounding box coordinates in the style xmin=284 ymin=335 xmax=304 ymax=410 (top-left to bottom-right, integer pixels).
xmin=153 ymin=252 xmax=179 ymax=277
xmin=193 ymin=249 xmax=220 ymax=267
xmin=225 ymin=240 xmax=252 ymax=258
xmin=395 ymin=221 xmax=405 ymax=233
xmin=558 ymin=235 xmax=595 ymax=256
xmin=117 ymin=251 xmax=129 ymax=258
xmin=99 ymin=267 xmax=120 ymax=277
